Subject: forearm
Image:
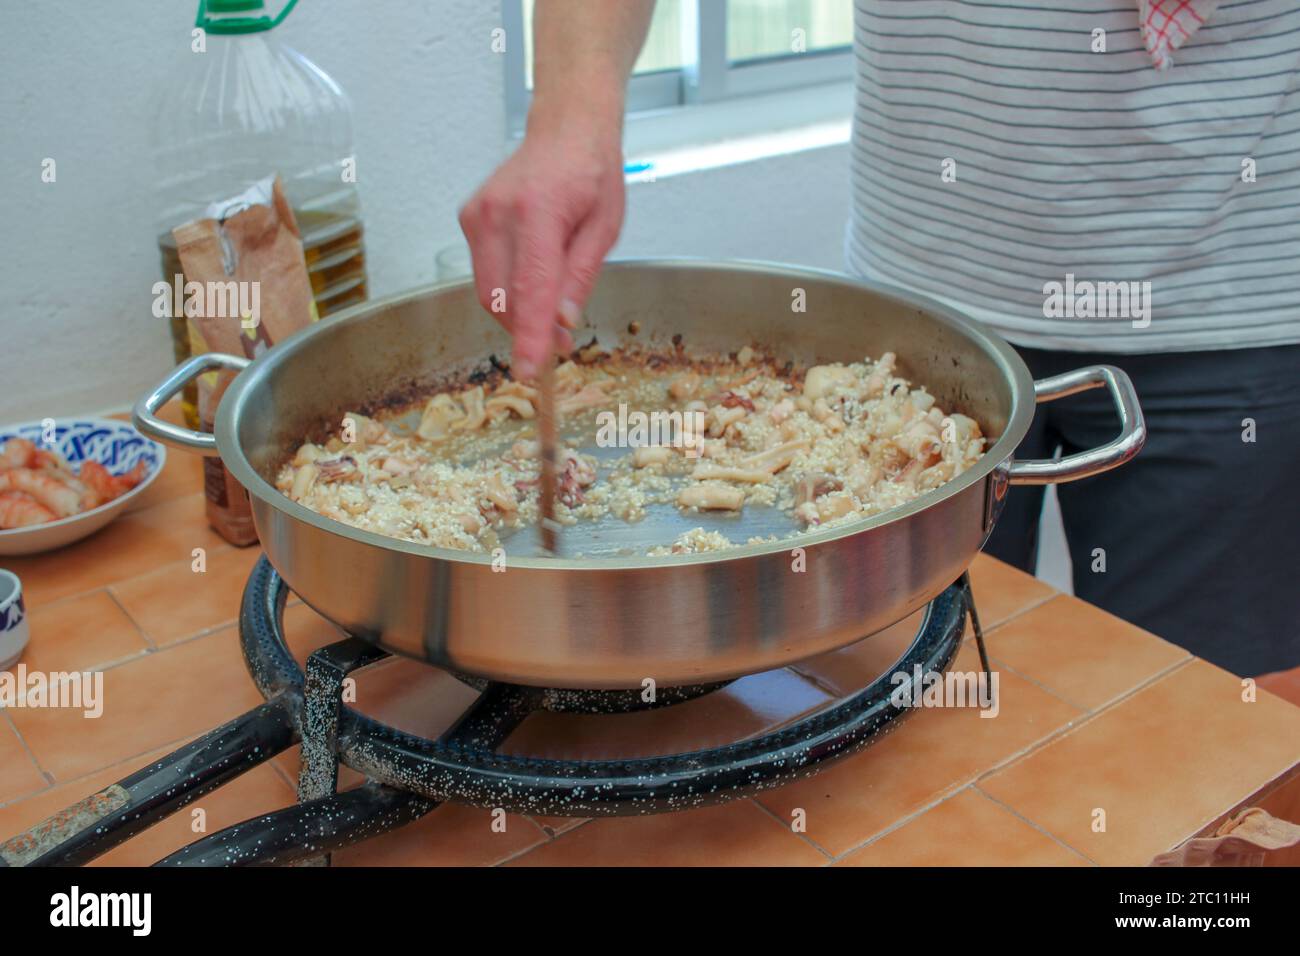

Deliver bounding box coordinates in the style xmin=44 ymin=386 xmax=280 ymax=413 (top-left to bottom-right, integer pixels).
xmin=528 ymin=0 xmax=655 ymax=136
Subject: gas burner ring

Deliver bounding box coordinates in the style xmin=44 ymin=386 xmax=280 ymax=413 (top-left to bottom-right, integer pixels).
xmin=239 ymin=557 xmax=976 ymax=818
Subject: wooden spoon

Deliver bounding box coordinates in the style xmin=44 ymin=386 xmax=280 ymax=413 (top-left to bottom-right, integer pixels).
xmin=536 ymin=351 xmax=559 ymax=554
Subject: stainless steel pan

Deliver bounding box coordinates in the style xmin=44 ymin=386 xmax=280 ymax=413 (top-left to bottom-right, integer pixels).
xmin=134 ymin=260 xmax=1144 ymax=688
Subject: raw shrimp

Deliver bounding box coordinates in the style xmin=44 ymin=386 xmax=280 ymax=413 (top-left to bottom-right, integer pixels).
xmin=79 ymin=460 xmax=148 ymax=504
xmin=0 ymin=469 xmax=84 ymax=517
xmin=0 ymin=491 xmax=57 ymax=528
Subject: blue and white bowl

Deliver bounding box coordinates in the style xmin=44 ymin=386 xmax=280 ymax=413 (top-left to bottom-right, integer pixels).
xmin=0 ymin=418 xmax=166 ymax=556
xmin=0 ymin=569 xmax=27 ymax=669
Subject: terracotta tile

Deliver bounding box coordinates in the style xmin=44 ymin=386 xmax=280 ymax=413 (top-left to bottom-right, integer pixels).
xmin=0 ymin=742 xmax=296 ymax=866
xmin=271 ymin=602 xmax=483 ymax=786
xmin=351 ymin=657 xmax=483 ymax=739
xmin=9 ymin=590 xmax=150 ymax=674
xmin=271 ymin=743 xmax=367 ymax=796
xmin=6 ymin=626 xmax=265 ymax=782
xmin=793 ymin=611 xmax=925 ymax=697
xmin=110 ymin=545 xmax=261 ymax=645
xmin=0 ymin=719 xmax=47 ymax=805
xmin=99 ymin=764 xmax=294 ymax=866
xmin=108 ymin=404 xmax=204 ymax=511
xmin=1185 ymin=764 xmax=1300 ymax=844
xmin=499 ymin=668 xmax=832 ymax=760
xmin=1257 ymin=666 xmax=1300 ymax=711
xmin=282 ymin=600 xmax=348 ymax=664
xmin=755 ymin=642 xmax=1083 ymax=857
xmin=526 ymin=814 xmax=588 ymax=837
xmin=837 ymin=788 xmax=1090 ymax=866
xmin=0 ymin=748 xmax=162 ymax=851
xmin=966 ymin=553 xmax=1056 ymax=635
xmin=984 ymin=595 xmax=1188 ymax=711
xmin=4 ymin=495 xmax=225 ymax=605
xmin=508 ymin=799 xmax=826 ymax=866
xmin=335 ymin=802 xmax=547 ymax=866
xmin=980 ymin=659 xmax=1300 ymax=866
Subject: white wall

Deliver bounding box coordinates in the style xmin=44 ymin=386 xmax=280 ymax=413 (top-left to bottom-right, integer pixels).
xmin=0 ymin=0 xmax=850 ymax=421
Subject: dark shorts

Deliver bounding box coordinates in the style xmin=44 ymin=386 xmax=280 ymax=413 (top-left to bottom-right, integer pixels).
xmin=982 ymin=343 xmax=1300 ymax=677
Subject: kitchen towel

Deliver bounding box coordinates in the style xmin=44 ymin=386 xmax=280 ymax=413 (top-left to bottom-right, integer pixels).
xmin=1149 ymin=807 xmax=1300 ymax=866
xmin=1139 ymin=0 xmax=1222 ymax=69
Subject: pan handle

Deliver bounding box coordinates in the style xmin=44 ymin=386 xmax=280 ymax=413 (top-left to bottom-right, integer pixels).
xmin=1007 ymin=365 xmax=1145 ymax=485
xmin=132 ymin=352 xmax=250 ymax=456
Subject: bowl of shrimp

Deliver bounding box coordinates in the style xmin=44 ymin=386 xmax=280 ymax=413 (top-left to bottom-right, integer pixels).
xmin=0 ymin=419 xmax=166 ymax=556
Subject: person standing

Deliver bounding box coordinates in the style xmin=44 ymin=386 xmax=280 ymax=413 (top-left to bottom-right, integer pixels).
xmin=459 ymin=0 xmax=1300 ymax=678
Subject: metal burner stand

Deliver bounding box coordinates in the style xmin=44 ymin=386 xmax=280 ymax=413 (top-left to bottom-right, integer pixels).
xmin=1 ymin=556 xmax=986 ymax=868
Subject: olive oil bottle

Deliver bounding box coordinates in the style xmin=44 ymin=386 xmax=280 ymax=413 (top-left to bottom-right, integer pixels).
xmin=153 ymin=0 xmax=367 ymax=428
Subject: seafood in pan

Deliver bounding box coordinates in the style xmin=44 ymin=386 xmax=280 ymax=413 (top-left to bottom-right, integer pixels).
xmin=276 ymin=344 xmax=986 ymax=556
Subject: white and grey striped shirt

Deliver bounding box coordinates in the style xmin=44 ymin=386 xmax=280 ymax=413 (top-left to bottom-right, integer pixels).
xmin=846 ymin=0 xmax=1300 ymax=353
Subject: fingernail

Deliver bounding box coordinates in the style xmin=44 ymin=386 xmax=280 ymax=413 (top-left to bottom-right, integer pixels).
xmin=513 ymin=356 xmax=535 ymax=381
xmin=558 ymin=298 xmax=582 ymax=329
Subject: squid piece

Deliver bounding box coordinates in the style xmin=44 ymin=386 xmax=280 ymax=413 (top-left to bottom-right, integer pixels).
xmin=554 ymin=361 xmax=584 ymax=393
xmin=739 ymin=438 xmax=810 ymax=475
xmin=668 ymin=372 xmax=700 ymax=400
xmin=493 ymin=380 xmax=539 ymax=401
xmin=558 ymin=450 xmax=597 ymax=506
xmin=457 ymin=511 xmax=485 ymax=535
xmin=706 ymin=404 xmax=747 ymax=438
xmin=677 ymin=484 xmax=745 ymax=512
xmin=768 ymin=398 xmax=795 ymax=424
xmin=378 ymin=456 xmax=416 ymax=476
xmin=557 ymin=383 xmax=611 ymax=416
xmin=292 ymin=443 xmax=325 ymax=467
xmin=316 ymin=455 xmax=360 ymax=483
xmin=290 ymin=465 xmax=319 ymax=500
xmin=895 ymin=419 xmax=943 ymax=461
xmin=486 ymin=394 xmax=536 ymax=420
xmin=862 ymin=352 xmax=897 ymax=398
xmin=417 ymin=394 xmax=464 ymax=441
xmin=803 ymin=364 xmax=856 ymax=401
xmin=632 ymin=445 xmax=673 ymax=468
xmin=844 ymin=461 xmax=882 ymax=498
xmin=796 ymin=491 xmax=857 ymax=526
xmin=689 ymin=464 xmax=772 ymax=483
xmin=909 ymin=391 xmax=937 ymax=415
xmin=336 ymin=485 xmax=371 ymax=516
xmin=341 ymin=411 xmax=390 ymax=448
xmin=507 ymin=438 xmax=539 ymax=461
xmin=943 ymin=413 xmax=983 ymax=446
xmin=717 ymin=390 xmax=755 ymax=412
xmin=794 ymin=473 xmax=843 ymax=507
xmin=811 ymin=398 xmax=845 ymax=433
xmin=452 ymin=386 xmax=488 ymax=432
xmin=480 ymin=473 xmax=518 ymax=514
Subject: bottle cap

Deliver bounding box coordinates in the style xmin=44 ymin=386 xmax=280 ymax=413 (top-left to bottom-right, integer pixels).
xmin=196 ymin=0 xmax=298 ymax=35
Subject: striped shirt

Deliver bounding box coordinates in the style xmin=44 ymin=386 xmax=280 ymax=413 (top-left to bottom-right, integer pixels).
xmin=846 ymin=0 xmax=1300 ymax=353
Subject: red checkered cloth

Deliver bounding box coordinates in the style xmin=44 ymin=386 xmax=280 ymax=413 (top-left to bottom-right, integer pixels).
xmin=1139 ymin=0 xmax=1222 ymax=69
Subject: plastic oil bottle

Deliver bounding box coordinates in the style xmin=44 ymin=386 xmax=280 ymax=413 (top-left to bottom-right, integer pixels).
xmin=153 ymin=0 xmax=367 ymax=427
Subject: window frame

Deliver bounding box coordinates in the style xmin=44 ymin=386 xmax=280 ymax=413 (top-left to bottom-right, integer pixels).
xmin=504 ymin=0 xmax=853 ymax=137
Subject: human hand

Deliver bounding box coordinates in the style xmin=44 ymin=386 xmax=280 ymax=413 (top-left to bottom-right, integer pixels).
xmin=459 ymin=111 xmax=626 ymax=381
